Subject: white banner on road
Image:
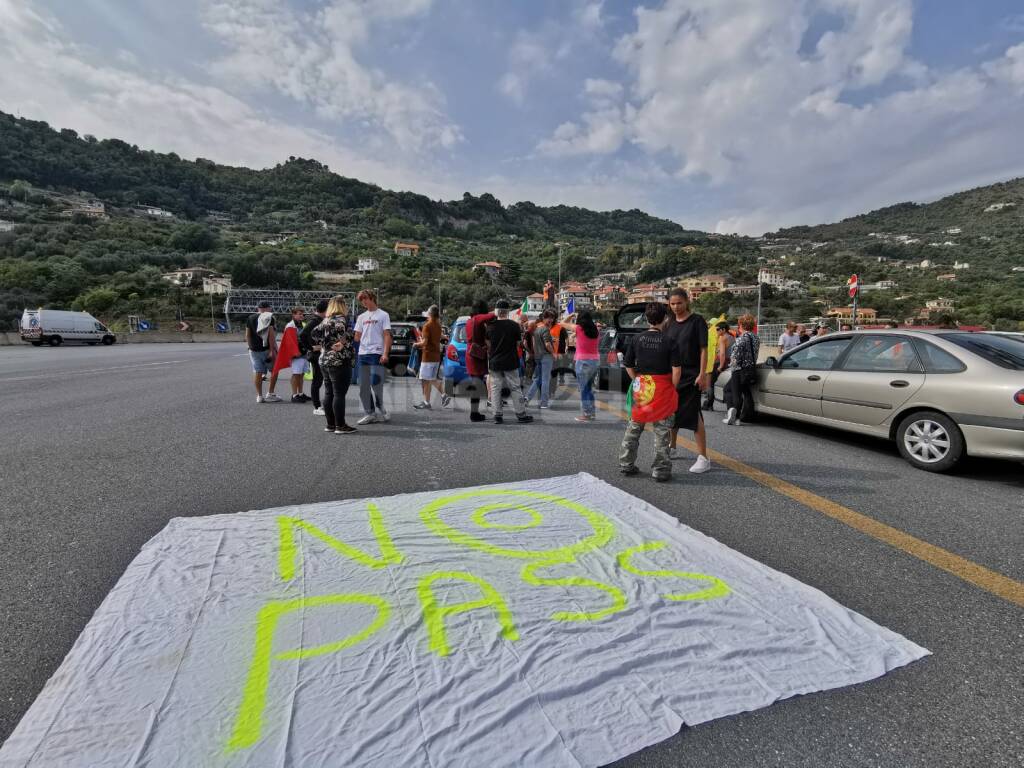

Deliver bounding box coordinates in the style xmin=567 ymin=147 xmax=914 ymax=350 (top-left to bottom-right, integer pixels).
xmin=1 ymin=474 xmax=928 ymax=767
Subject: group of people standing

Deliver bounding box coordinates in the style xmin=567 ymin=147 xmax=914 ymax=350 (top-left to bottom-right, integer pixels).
xmin=244 ymin=286 xmax=765 ymax=483
xmin=245 ymin=289 xmax=395 ymax=433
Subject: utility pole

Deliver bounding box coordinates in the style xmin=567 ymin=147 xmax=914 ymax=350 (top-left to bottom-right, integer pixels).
xmin=755 ymin=282 xmax=763 ymax=331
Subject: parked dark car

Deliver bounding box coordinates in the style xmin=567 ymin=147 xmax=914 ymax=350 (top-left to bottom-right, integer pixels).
xmin=388 ymin=322 xmax=420 ymax=375
xmin=597 ymin=302 xmax=654 ymax=391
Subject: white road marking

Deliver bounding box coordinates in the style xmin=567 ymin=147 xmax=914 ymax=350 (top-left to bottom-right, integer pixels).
xmin=0 ymin=360 xmax=189 ymax=383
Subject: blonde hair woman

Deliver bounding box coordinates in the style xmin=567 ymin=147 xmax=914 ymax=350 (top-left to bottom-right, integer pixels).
xmin=311 ymin=296 xmax=357 ymax=434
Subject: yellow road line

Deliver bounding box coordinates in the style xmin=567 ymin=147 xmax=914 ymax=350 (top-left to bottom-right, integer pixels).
xmin=596 ymin=400 xmax=1024 ymax=608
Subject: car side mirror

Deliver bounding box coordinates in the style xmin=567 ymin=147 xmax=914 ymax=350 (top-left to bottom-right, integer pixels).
xmin=764 ymin=356 xmax=779 ymax=368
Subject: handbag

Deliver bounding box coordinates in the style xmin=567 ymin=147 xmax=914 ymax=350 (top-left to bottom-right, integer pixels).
xmin=468 ymin=341 xmax=487 ymax=361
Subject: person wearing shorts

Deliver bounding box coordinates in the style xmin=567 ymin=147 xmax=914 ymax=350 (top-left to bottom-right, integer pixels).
xmin=284 ymin=307 xmax=311 ymax=403
xmin=666 ymin=288 xmax=711 ymax=473
xmin=413 ymin=305 xmax=450 ymax=409
xmin=245 ymin=301 xmax=280 ymax=403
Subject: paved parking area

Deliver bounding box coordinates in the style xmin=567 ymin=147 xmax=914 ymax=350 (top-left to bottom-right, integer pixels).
xmin=1 ymin=343 xmax=1021 ymax=767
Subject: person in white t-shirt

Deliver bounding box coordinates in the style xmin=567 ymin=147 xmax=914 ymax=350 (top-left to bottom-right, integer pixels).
xmin=353 ymin=289 xmax=392 ymax=424
xmin=778 ymin=322 xmax=801 ymax=352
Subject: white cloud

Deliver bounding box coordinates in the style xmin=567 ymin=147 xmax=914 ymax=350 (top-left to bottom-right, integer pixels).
xmin=1001 ymin=14 xmax=1024 ymax=34
xmin=0 ymin=0 xmax=459 ymax=199
xmin=541 ymin=0 xmax=1024 ymax=233
xmin=201 ymin=0 xmax=461 ymax=152
xmin=498 ymin=33 xmax=551 ymax=105
xmin=577 ymin=2 xmax=605 ymax=31
xmin=497 ymin=1 xmax=608 ymax=107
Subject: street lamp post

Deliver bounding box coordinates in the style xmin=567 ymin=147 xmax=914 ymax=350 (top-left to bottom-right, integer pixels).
xmin=755 ymin=282 xmax=763 ymax=331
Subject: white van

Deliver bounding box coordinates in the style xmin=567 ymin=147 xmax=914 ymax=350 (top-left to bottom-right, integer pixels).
xmin=20 ymin=309 xmax=117 ymax=347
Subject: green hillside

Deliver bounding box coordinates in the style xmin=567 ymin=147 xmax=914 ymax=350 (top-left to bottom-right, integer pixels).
xmin=1 ymin=110 xmax=1021 ymax=330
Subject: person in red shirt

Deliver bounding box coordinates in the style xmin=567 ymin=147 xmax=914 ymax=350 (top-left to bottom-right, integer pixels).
xmin=465 ymin=300 xmax=495 ymax=423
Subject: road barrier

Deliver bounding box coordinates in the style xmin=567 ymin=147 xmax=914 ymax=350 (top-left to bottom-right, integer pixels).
xmin=0 ymin=331 xmax=243 ymax=346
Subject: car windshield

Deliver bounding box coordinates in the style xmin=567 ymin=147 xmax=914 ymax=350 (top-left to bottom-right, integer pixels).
xmin=390 ymin=325 xmax=415 ymax=340
xmin=453 ymin=324 xmax=467 ymax=343
xmin=940 ymin=333 xmax=1024 ymax=370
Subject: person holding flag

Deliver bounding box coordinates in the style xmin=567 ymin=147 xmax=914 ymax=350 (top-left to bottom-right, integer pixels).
xmin=619 ymin=303 xmax=682 ymax=482
xmin=269 ymin=308 xmax=307 ymax=403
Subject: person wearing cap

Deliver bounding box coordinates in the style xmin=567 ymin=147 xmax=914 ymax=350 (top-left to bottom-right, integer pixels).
xmin=485 ymin=300 xmax=534 ymax=425
xmin=245 ymin=300 xmax=281 ymax=403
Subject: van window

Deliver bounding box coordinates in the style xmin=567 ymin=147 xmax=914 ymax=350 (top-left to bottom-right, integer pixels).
xmin=94 ymin=322 xmax=106 ymax=332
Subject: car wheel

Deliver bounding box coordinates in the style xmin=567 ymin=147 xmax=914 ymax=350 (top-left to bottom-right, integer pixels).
xmin=48 ymin=336 xmax=63 ymax=347
xmin=102 ymin=335 xmax=115 ymax=345
xmin=896 ymin=411 xmax=964 ymax=472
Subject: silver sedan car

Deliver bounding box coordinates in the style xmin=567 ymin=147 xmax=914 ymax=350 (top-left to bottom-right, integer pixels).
xmin=716 ymin=330 xmax=1024 ymax=472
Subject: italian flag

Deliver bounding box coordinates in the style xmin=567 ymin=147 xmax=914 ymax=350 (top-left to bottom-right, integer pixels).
xmin=512 ymin=297 xmax=528 ymax=320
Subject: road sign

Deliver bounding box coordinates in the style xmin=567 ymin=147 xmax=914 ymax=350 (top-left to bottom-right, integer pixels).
xmin=138 ymin=320 xmax=151 ymax=331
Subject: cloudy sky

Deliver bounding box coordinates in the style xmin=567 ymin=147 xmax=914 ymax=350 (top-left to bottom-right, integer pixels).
xmin=2 ymin=0 xmax=1024 ymax=234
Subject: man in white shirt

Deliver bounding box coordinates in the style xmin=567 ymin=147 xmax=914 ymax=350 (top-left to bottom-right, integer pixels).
xmin=353 ymin=289 xmax=392 ymax=424
xmin=778 ymin=322 xmax=801 ymax=352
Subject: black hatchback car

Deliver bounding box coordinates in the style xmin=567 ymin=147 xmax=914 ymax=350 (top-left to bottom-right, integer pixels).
xmin=597 ymin=302 xmax=655 ymax=391
xmin=388 ymin=322 xmax=420 ymax=375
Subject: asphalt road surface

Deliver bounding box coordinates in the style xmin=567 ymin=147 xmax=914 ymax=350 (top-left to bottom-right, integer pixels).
xmin=1 ymin=342 xmax=1021 ymax=767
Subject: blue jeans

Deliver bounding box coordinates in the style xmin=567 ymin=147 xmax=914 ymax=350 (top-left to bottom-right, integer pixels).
xmin=358 ymin=353 xmax=385 ymax=415
xmin=525 ymin=357 xmax=553 ymax=406
xmin=575 ymin=359 xmax=599 ymax=417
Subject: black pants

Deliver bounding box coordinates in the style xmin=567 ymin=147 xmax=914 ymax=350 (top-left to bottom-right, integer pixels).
xmin=729 ymin=368 xmax=756 ymax=422
xmin=323 ymin=364 xmax=352 ymax=429
xmin=703 ymin=364 xmax=721 ymax=408
xmin=309 ymin=356 xmax=323 ymax=409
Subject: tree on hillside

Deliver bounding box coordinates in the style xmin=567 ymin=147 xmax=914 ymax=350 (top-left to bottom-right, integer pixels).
xmin=168 ymin=223 xmax=217 ymax=253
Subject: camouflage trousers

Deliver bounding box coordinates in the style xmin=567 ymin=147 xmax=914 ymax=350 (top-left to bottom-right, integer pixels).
xmin=619 ymin=416 xmax=674 ymax=479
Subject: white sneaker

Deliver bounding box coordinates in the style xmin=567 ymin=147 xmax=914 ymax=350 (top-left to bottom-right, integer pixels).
xmin=668 ymin=446 xmax=677 ymax=459
xmin=357 ymin=413 xmax=378 ymax=425
xmin=313 ymin=406 xmax=325 ymax=416
xmin=724 ymin=407 xmax=737 ymax=425
xmin=264 ymin=393 xmax=283 ymax=403
xmin=379 ymin=410 xmax=391 ymax=422
xmin=413 ymin=401 xmax=431 ymax=410
xmin=256 ymin=395 xmax=265 ymax=404
xmin=689 ymin=455 xmax=711 ymax=474
xmin=441 ymin=395 xmax=452 ymax=408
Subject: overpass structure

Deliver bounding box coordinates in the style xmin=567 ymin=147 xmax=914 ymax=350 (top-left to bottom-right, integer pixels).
xmin=221 ymin=289 xmax=361 ymax=329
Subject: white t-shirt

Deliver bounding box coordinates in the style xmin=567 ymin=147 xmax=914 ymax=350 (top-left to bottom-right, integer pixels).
xmin=779 ymin=332 xmax=801 ymax=351
xmin=354 ymin=309 xmax=392 ymax=355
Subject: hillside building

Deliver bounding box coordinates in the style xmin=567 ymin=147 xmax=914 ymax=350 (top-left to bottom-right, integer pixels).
xmin=473 ymin=261 xmax=502 ymax=278
xmin=61 ymin=200 xmax=107 ymax=219
xmin=559 ymin=281 xmax=593 ymax=311
xmin=162 ymin=267 xmax=221 ymax=289
xmin=358 ymin=258 xmax=380 ymax=273
xmin=827 ymin=306 xmax=877 ymax=322
xmin=202 ymin=275 xmax=232 ymax=295
xmin=525 ymin=293 xmax=546 ymax=312
xmin=592 ymin=285 xmax=627 ymax=311
xmin=393 ymin=242 xmax=420 ymax=257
